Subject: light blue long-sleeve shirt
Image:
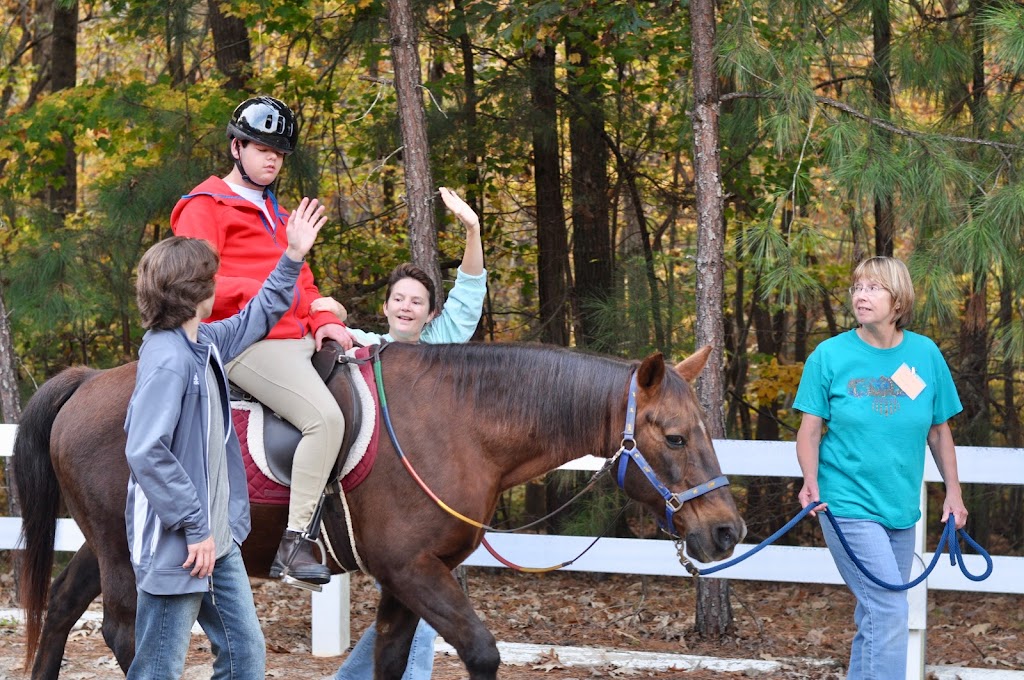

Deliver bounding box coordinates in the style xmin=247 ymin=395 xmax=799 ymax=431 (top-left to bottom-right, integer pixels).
xmin=347 ymin=267 xmax=487 ymax=346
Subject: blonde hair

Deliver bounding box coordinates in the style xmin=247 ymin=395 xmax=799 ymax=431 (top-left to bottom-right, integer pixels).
xmin=852 ymin=256 xmax=915 ymax=329
xmin=136 ymin=237 xmax=220 ymax=330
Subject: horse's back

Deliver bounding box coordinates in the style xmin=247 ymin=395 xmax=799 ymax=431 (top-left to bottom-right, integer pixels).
xmin=50 ymin=362 xmax=138 ymax=534
xmin=51 ymin=362 xmax=136 ymax=456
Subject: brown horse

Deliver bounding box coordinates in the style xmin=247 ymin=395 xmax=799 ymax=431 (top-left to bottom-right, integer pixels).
xmin=14 ymin=341 xmax=746 ymax=680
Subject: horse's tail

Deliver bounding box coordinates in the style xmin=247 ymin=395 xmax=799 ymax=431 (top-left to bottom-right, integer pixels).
xmin=12 ymin=366 xmax=96 ymax=668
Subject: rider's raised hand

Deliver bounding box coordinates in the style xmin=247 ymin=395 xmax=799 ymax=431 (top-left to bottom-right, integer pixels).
xmin=285 ymin=197 xmax=328 ymax=261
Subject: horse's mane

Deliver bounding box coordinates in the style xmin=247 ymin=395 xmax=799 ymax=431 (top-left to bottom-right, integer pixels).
xmin=395 ymin=342 xmax=634 ymax=451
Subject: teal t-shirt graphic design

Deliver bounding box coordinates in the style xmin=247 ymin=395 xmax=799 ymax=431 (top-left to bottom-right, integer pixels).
xmin=793 ymin=329 xmax=962 ymax=529
xmin=847 ymin=374 xmax=905 ymax=417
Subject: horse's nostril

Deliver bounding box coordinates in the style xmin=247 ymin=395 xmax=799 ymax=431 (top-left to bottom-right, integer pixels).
xmin=715 ymin=524 xmax=738 ymax=552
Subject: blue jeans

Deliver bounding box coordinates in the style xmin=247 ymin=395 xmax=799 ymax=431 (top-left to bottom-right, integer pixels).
xmin=335 ymin=619 xmax=436 ymax=680
xmin=820 ymin=516 xmax=915 ymax=680
xmin=127 ymin=544 xmax=265 ymax=680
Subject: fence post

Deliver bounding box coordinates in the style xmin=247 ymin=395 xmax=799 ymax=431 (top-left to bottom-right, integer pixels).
xmin=905 ymin=484 xmax=928 ymax=680
xmin=311 ymin=573 xmax=351 ymax=657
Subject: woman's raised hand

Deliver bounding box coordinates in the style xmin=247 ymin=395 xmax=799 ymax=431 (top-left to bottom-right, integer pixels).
xmin=439 ymin=187 xmax=480 ymax=231
xmin=439 ymin=187 xmax=484 ymax=276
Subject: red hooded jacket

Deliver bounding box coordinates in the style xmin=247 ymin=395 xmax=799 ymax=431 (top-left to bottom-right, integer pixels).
xmin=170 ymin=176 xmax=344 ymax=340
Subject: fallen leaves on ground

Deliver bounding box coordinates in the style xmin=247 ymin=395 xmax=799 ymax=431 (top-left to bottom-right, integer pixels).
xmin=0 ymin=567 xmax=1020 ymax=679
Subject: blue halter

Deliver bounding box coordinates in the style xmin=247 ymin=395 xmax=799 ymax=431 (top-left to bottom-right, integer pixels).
xmin=613 ymin=371 xmax=729 ymax=534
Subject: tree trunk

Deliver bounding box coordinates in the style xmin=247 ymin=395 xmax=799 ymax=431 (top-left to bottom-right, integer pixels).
xmin=745 ymin=280 xmax=795 ymax=543
xmin=0 ymin=286 xmax=21 ymax=425
xmin=566 ymin=33 xmax=611 ymax=347
xmin=207 ymin=0 xmax=251 ymax=91
xmin=451 ymin=0 xmax=490 ymax=340
xmin=999 ymin=275 xmax=1020 ymax=447
xmin=689 ymin=0 xmax=732 ymax=638
xmin=32 ymin=0 xmax=52 ymax=87
xmin=871 ymin=0 xmax=894 ymax=256
xmin=530 ymin=42 xmax=570 ymax=347
xmin=387 ymin=0 xmax=441 ymax=305
xmin=694 ymin=574 xmax=733 ymax=635
xmin=620 ymin=159 xmax=666 ymax=354
xmin=1 ymin=283 xmax=22 ymax=555
xmin=959 ymin=273 xmax=991 ymax=549
xmin=725 ymin=230 xmax=751 ymax=439
xmin=49 ymin=0 xmax=77 ymax=218
xmin=956 ymin=0 xmax=991 ymax=449
xmin=166 ymin=1 xmax=187 ymax=86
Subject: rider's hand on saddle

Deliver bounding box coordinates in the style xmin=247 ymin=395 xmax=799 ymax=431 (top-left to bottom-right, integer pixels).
xmin=310 ymin=296 xmax=347 ymax=322
xmin=315 ymin=322 xmax=354 ymax=351
xmin=284 ymin=197 xmax=328 ymax=262
xmin=184 ymin=535 xmax=216 ymax=578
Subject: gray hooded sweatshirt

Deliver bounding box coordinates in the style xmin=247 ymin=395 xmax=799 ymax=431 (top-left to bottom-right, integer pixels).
xmin=124 ymin=253 xmax=302 ymax=595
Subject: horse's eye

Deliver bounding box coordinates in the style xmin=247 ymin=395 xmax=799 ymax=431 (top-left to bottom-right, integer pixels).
xmin=665 ymin=434 xmax=686 ymax=448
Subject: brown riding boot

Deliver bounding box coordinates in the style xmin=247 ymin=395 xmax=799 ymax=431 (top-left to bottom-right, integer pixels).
xmin=270 ymin=530 xmax=331 ymax=585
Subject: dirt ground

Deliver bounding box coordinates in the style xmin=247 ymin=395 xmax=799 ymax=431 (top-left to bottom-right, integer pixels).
xmin=1 ymin=568 xmax=1022 ymax=679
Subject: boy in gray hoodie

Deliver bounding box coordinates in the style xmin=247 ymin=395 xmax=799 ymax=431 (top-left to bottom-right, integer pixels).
xmin=124 ymin=197 xmax=326 ymax=679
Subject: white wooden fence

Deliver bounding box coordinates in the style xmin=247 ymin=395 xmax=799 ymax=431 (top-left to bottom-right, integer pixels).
xmin=2 ymin=425 xmax=1022 ymax=679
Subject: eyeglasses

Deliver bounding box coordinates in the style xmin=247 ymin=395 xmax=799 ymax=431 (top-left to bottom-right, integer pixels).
xmin=848 ymin=284 xmax=887 ymax=296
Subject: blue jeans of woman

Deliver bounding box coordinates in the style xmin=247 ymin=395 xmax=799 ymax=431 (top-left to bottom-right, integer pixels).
xmin=334 ymin=619 xmax=436 ymax=680
xmin=127 ymin=544 xmax=265 ymax=680
xmin=819 ymin=515 xmax=915 ymax=680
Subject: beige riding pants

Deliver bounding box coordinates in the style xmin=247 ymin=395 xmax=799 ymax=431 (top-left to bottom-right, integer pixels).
xmin=227 ymin=335 xmax=345 ymax=532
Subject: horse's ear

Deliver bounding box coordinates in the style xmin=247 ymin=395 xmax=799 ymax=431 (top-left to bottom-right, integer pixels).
xmin=637 ymin=353 xmax=666 ymax=390
xmin=674 ymin=345 xmax=712 ymax=382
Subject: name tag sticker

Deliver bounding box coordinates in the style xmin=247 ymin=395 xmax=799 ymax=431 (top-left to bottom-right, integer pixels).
xmin=891 ymin=363 xmax=926 ymax=400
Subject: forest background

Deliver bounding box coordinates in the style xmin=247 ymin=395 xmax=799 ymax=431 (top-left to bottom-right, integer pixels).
xmin=1 ymin=0 xmax=1024 ymax=632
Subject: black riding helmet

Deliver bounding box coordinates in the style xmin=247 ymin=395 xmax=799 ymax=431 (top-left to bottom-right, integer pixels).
xmin=226 ymin=96 xmax=298 ymax=154
xmin=226 ymin=96 xmax=298 ymax=190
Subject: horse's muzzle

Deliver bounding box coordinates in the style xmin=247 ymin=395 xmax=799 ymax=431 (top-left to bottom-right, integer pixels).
xmin=686 ymin=518 xmax=746 ymax=562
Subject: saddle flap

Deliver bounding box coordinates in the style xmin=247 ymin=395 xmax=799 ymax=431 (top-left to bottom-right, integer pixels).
xmin=311 ymin=340 xmax=343 ymax=382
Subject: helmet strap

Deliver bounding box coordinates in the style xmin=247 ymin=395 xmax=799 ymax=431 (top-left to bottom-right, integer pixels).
xmin=231 ymin=138 xmax=274 ymax=195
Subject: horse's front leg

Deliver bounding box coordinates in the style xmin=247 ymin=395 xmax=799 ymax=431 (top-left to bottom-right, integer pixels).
xmin=379 ymin=557 xmax=499 ymax=680
xmin=31 ymin=544 xmax=102 ymax=680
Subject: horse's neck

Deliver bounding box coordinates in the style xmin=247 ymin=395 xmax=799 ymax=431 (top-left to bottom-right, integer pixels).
xmin=494 ymin=393 xmax=623 ymax=491
xmin=392 ymin=343 xmax=632 ymax=491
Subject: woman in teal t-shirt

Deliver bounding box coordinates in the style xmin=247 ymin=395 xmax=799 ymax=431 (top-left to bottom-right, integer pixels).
xmin=793 ymin=256 xmax=968 ymax=680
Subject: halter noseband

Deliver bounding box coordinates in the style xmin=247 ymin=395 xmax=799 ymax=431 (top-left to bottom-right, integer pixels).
xmin=613 ymin=371 xmax=729 ymax=535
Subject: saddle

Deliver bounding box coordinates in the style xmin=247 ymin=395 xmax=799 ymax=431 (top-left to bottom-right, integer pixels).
xmin=229 ymin=341 xmax=367 ymax=489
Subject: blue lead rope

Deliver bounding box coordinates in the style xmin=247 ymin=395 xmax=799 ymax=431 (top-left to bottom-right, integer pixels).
xmin=694 ymin=501 xmax=993 ymax=589
xmin=819 ymin=504 xmax=993 ymax=590
xmin=695 ymin=502 xmax=821 ymax=576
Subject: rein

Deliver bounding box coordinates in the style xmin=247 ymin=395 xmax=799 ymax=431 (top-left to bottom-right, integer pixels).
xmin=371 ymin=346 xmax=725 ymax=572
xmin=371 ymin=345 xmax=611 ymax=534
xmin=371 ymin=346 xmax=609 ymax=572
